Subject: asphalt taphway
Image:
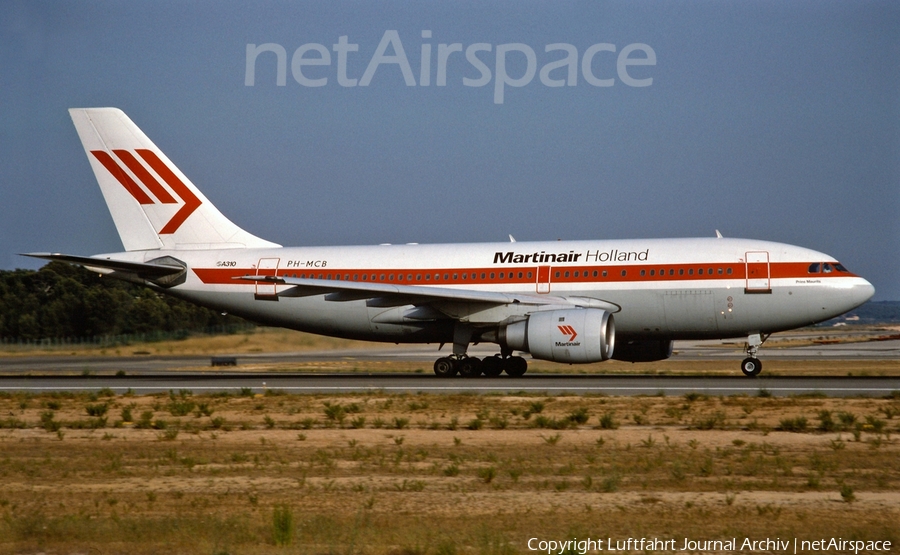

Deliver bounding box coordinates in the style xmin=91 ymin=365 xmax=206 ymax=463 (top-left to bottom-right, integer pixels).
xmin=1 ymin=338 xmax=899 ymax=375
xmin=1 ymin=338 xmax=898 ymax=396
xmin=1 ymin=373 xmax=898 ymax=397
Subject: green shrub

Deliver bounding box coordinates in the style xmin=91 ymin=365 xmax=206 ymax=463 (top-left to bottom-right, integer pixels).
xmin=533 ymin=415 xmax=569 ymax=429
xmin=779 ymin=417 xmax=808 ymax=432
xmin=323 ymin=403 xmax=346 ymax=422
xmin=478 ymin=466 xmax=497 ymax=484
xmin=85 ymin=403 xmax=109 ymax=417
xmin=350 ymin=416 xmax=366 ymax=429
xmin=598 ymin=412 xmax=618 ymax=430
xmin=168 ymin=399 xmax=196 ymax=417
xmin=601 ymin=474 xmax=621 ymax=492
xmin=40 ymin=411 xmax=61 ymax=432
xmin=567 ymin=407 xmax=590 ymax=425
xmin=865 ymin=415 xmax=886 ymax=434
xmin=272 ymin=505 xmax=294 ymax=546
xmin=817 ymin=410 xmax=835 ymax=432
xmin=135 ymin=410 xmax=154 ymax=429
xmin=692 ymin=412 xmax=726 ymax=430
xmin=837 ymin=412 xmax=857 ymax=427
xmin=69 ymin=417 xmax=107 ymax=429
xmin=393 ymin=417 xmax=410 ymax=429
xmin=840 ymin=484 xmax=855 ymax=503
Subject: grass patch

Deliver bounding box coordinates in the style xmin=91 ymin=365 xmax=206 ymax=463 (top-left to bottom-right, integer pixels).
xmin=0 ymin=390 xmax=896 ymax=553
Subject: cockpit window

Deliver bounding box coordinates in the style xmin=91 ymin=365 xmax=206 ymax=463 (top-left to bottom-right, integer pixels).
xmin=823 ymin=263 xmax=833 ymax=273
xmin=808 ymin=263 xmax=821 ymax=273
xmin=834 ymin=263 xmax=848 ymax=272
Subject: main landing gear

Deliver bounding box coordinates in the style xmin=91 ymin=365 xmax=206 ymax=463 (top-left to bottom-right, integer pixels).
xmin=740 ymin=333 xmax=769 ymax=377
xmin=433 ymin=324 xmax=529 ymax=378
xmin=432 ymin=354 xmax=529 ymax=378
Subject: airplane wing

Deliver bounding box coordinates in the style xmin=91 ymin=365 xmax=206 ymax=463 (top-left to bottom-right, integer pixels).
xmin=236 ymin=274 xmax=620 ymax=313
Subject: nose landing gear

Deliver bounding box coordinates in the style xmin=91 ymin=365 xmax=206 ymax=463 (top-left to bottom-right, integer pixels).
xmin=740 ymin=357 xmax=762 ymax=377
xmin=740 ymin=333 xmax=769 ymax=377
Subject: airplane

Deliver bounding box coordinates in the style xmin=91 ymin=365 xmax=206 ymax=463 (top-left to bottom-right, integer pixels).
xmin=24 ymin=108 xmax=875 ymax=378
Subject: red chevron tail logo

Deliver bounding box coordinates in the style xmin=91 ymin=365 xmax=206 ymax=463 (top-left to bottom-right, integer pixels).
xmin=558 ymin=325 xmax=578 ymax=341
xmin=91 ymin=149 xmax=201 ymax=234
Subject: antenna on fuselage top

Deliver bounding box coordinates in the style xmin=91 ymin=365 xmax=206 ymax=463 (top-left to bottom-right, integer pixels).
xmin=715 ymin=230 xmax=724 ymax=238
xmin=509 ymin=235 xmax=516 ymax=243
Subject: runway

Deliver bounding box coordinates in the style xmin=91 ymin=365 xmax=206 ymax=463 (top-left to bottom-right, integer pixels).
xmin=1 ymin=337 xmax=898 ymax=396
xmin=2 ymin=338 xmax=899 ymax=374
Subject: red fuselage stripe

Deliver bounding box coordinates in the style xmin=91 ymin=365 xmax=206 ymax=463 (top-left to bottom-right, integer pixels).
xmin=192 ymin=262 xmax=856 ymax=286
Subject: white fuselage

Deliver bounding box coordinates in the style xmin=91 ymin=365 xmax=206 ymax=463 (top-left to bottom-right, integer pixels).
xmin=102 ymin=236 xmax=874 ymax=345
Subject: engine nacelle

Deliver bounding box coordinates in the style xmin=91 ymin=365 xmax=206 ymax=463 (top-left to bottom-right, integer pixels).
xmin=501 ymin=309 xmax=614 ymax=363
xmin=611 ymin=339 xmax=673 ymax=362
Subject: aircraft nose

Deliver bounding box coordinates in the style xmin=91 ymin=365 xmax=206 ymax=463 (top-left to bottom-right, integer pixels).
xmin=855 ymin=279 xmax=876 ymax=306
xmin=841 ymin=278 xmax=876 ymax=313
xmin=821 ymin=277 xmax=875 ymax=320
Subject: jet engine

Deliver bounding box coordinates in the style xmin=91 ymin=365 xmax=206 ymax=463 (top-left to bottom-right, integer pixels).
xmin=500 ymin=308 xmax=614 ymax=363
xmin=611 ymin=339 xmax=673 ymax=362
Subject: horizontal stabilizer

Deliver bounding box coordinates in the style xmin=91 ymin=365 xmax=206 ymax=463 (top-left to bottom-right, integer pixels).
xmin=22 ymin=253 xmax=184 ymax=279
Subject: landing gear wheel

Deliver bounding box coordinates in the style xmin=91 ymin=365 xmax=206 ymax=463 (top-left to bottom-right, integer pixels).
xmin=741 ymin=357 xmax=762 ymax=377
xmin=481 ymin=355 xmax=504 ymax=377
xmin=458 ymin=357 xmax=483 ymax=378
xmin=504 ymin=356 xmax=528 ymax=377
xmin=433 ymin=357 xmax=458 ymax=377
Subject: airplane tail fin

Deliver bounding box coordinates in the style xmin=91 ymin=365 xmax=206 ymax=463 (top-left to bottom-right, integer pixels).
xmin=69 ymin=108 xmax=280 ymax=251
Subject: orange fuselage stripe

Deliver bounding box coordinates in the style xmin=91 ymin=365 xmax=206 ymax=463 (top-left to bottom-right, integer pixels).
xmin=193 ymin=262 xmax=855 ymax=287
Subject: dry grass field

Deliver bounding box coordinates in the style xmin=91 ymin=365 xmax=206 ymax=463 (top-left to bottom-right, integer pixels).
xmin=0 ymin=388 xmax=898 ymax=554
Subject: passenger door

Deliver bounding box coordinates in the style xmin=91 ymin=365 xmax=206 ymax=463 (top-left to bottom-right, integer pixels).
xmin=536 ymin=265 xmax=551 ymax=294
xmin=745 ymin=251 xmax=771 ymax=293
xmin=255 ymin=258 xmax=280 ymax=300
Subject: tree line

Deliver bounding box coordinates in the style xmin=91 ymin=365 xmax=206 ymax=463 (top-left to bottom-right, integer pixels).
xmin=0 ymin=262 xmax=249 ymax=341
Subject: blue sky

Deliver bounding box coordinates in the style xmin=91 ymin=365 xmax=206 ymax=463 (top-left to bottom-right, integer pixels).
xmin=2 ymin=1 xmax=898 ymax=299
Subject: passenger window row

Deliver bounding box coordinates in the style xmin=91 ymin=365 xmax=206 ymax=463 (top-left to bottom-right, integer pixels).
xmin=280 ymin=265 xmax=753 ymax=283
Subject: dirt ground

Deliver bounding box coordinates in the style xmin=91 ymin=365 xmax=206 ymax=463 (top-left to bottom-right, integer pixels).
xmin=0 ymin=389 xmax=898 ymax=554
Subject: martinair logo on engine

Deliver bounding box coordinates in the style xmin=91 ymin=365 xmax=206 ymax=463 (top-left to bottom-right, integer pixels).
xmin=557 ymin=325 xmax=580 ymax=347
xmin=90 ymin=149 xmax=201 ymax=234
